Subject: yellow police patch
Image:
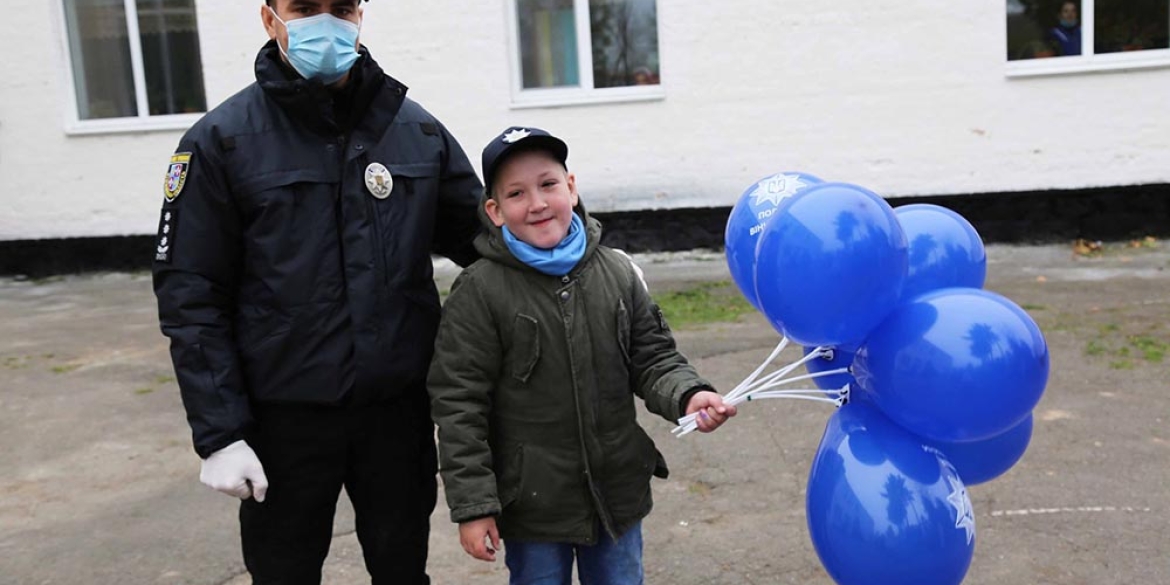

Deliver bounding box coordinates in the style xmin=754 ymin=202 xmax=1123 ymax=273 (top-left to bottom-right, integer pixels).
xmin=164 ymin=152 xmax=192 ymax=202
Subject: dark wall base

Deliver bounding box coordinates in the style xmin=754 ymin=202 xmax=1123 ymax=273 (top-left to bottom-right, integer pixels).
xmin=3 ymin=184 xmax=1167 ymax=277
xmin=598 ymin=184 xmax=1170 ymax=253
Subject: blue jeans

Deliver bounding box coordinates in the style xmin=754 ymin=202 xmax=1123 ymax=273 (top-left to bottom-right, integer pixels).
xmin=504 ymin=522 xmax=644 ymax=585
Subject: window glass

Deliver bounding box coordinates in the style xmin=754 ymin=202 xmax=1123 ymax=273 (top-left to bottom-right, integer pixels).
xmin=137 ymin=0 xmax=207 ymax=115
xmin=63 ymin=0 xmax=138 ymax=119
xmin=1008 ymin=0 xmax=1170 ymax=61
xmin=517 ymin=0 xmax=581 ymax=89
xmin=1007 ymin=0 xmax=1082 ymax=60
xmin=589 ymin=0 xmax=660 ymax=87
xmin=1095 ymin=0 xmax=1169 ymax=54
xmin=63 ymin=0 xmax=207 ymax=122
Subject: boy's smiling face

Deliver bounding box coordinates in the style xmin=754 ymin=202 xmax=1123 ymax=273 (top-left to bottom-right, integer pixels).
xmin=485 ymin=150 xmax=579 ymax=250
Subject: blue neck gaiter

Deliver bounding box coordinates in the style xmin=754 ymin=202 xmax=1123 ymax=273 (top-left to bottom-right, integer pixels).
xmin=502 ymin=213 xmax=587 ymax=276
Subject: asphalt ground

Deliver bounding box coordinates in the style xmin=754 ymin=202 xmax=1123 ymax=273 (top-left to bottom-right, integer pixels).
xmin=1 ymin=242 xmax=1167 ymax=584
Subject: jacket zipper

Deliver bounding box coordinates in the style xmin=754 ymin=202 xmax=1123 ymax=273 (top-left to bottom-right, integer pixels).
xmin=349 ymin=136 xmax=390 ymax=288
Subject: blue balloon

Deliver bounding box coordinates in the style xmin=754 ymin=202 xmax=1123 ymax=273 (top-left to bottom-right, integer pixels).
xmin=854 ymin=287 xmax=1050 ymax=442
xmin=803 ymin=346 xmax=856 ymax=391
xmin=924 ymin=414 xmax=1033 ymax=486
xmin=895 ymin=204 xmax=987 ymax=300
xmin=754 ymin=182 xmax=908 ymax=347
xmin=725 ymin=172 xmax=823 ymax=310
xmin=807 ymin=403 xmax=976 ymax=585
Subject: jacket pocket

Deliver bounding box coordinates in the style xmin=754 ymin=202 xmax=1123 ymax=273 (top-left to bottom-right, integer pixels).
xmin=616 ymin=298 xmax=631 ymax=367
xmin=508 ymin=314 xmax=540 ymax=383
xmin=368 ymin=162 xmax=441 ymax=284
xmin=496 ymin=443 xmax=524 ymax=509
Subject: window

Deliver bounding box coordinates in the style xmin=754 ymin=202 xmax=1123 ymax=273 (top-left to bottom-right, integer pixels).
xmin=1006 ymin=0 xmax=1170 ymax=76
xmin=509 ymin=0 xmax=663 ymax=107
xmin=61 ymin=0 xmax=207 ymax=132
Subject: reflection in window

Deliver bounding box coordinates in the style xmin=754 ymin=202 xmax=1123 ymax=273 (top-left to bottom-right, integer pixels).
xmin=514 ymin=0 xmax=660 ymax=92
xmin=1094 ymin=0 xmax=1169 ymax=54
xmin=589 ymin=0 xmax=660 ymax=88
xmin=518 ymin=0 xmax=579 ymax=89
xmin=1007 ymin=0 xmax=1169 ymax=61
xmin=137 ymin=0 xmax=207 ymax=115
xmin=63 ymin=0 xmax=138 ymax=119
xmin=62 ymin=0 xmax=206 ymax=121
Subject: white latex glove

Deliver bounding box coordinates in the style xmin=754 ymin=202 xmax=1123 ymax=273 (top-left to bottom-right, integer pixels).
xmin=613 ymin=248 xmax=649 ymax=293
xmin=199 ymin=440 xmax=268 ymax=502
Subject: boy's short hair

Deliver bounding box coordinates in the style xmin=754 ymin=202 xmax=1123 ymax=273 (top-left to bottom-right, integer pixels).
xmin=481 ymin=127 xmax=569 ymax=197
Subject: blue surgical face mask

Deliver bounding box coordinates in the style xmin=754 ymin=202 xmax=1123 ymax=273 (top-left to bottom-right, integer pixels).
xmin=269 ymin=7 xmax=361 ymax=85
xmin=1059 ymin=17 xmax=1078 ymax=28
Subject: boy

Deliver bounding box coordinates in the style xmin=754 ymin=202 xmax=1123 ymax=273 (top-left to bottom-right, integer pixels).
xmin=427 ymin=126 xmax=735 ymax=584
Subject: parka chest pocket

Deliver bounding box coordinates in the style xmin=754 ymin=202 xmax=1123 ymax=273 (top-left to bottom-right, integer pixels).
xmin=507 ymin=314 xmax=541 ymax=383
xmin=616 ymin=298 xmax=632 ymax=367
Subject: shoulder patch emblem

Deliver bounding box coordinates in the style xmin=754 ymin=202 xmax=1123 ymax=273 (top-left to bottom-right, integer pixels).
xmin=164 ymin=152 xmax=192 ymax=202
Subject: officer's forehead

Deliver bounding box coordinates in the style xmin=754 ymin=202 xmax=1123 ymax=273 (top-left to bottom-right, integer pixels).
xmin=274 ymin=0 xmax=361 ymax=8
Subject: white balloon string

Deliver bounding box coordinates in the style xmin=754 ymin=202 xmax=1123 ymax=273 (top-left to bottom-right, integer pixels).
xmin=725 ymin=344 xmax=811 ymax=402
xmin=747 ymin=368 xmax=850 ymax=392
xmin=723 ymin=337 xmax=789 ymax=403
xmin=672 ymin=343 xmax=847 ymax=437
xmin=745 ymin=392 xmax=841 ymax=405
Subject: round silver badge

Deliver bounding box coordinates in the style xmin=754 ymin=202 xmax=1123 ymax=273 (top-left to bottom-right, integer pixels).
xmin=364 ymin=162 xmax=393 ymax=199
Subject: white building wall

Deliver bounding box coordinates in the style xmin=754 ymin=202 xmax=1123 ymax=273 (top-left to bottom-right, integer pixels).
xmin=2 ymin=0 xmax=1168 ymax=240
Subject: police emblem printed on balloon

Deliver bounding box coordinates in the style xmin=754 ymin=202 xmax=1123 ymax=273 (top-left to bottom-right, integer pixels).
xmin=365 ymin=162 xmax=393 ymax=199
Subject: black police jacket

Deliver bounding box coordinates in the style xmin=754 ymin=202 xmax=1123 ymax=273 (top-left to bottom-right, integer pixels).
xmin=152 ymin=42 xmax=482 ymax=458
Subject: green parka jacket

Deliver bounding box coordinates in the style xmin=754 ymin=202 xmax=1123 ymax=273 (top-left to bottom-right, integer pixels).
xmin=427 ymin=202 xmax=712 ymax=544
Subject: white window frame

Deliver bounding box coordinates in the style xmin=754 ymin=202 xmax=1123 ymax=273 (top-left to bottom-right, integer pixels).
xmin=1007 ymin=0 xmax=1170 ymax=78
xmin=56 ymin=0 xmax=205 ymax=135
xmin=504 ymin=0 xmax=666 ymax=109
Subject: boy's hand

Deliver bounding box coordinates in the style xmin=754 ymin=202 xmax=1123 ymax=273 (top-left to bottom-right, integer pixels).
xmin=685 ymin=390 xmax=737 ymax=432
xmin=459 ymin=516 xmax=501 ymax=562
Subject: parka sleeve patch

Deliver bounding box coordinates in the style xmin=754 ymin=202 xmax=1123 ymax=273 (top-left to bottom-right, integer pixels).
xmin=154 ymin=208 xmax=178 ymax=264
xmin=163 ymin=152 xmax=192 ymax=202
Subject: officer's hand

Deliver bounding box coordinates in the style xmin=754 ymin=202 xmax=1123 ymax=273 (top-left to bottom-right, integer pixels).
xmin=199 ymin=440 xmax=269 ymax=502
xmin=459 ymin=516 xmax=501 ymax=562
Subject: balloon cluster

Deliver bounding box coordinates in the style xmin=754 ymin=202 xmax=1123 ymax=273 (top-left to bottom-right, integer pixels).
xmin=720 ymin=174 xmax=1050 ymax=585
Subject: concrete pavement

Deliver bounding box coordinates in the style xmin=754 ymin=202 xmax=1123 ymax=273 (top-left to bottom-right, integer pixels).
xmin=1 ymin=242 xmax=1167 ymax=584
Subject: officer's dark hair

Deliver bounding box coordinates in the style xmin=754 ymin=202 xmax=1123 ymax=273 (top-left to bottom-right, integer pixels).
xmin=265 ymin=0 xmax=366 ymax=5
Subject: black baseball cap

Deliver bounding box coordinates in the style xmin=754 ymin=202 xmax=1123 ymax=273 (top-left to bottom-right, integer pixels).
xmin=481 ymin=126 xmax=569 ymax=195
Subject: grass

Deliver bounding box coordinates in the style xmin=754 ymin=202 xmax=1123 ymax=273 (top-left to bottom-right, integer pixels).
xmin=1085 ymin=340 xmax=1107 ymax=356
xmin=3 ymin=356 xmax=28 ymax=370
xmin=1129 ymin=335 xmax=1167 ymax=363
xmin=135 ymin=388 xmax=155 ymax=395
xmin=653 ymin=280 xmax=755 ymax=329
xmin=1082 ymin=322 xmax=1168 ymax=368
xmin=154 ymin=375 xmax=176 ymax=385
xmin=51 ymin=364 xmax=80 ymax=374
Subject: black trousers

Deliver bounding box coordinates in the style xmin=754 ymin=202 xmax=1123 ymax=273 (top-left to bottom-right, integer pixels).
xmin=240 ymin=394 xmax=438 ymax=585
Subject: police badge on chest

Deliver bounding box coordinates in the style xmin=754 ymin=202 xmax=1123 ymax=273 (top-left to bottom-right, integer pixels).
xmin=365 ymin=163 xmax=393 ymax=199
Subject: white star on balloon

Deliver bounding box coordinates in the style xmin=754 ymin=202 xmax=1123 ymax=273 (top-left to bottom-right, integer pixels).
xmin=502 ymin=129 xmax=531 ymax=143
xmin=750 ymin=173 xmax=809 ymax=208
xmin=946 ymin=475 xmax=977 ymax=545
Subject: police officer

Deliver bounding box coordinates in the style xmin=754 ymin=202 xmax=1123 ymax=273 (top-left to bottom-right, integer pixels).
xmin=151 ymin=1 xmax=482 ymax=582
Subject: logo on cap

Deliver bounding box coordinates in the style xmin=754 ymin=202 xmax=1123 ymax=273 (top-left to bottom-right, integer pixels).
xmin=502 ymin=128 xmax=531 ymax=143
